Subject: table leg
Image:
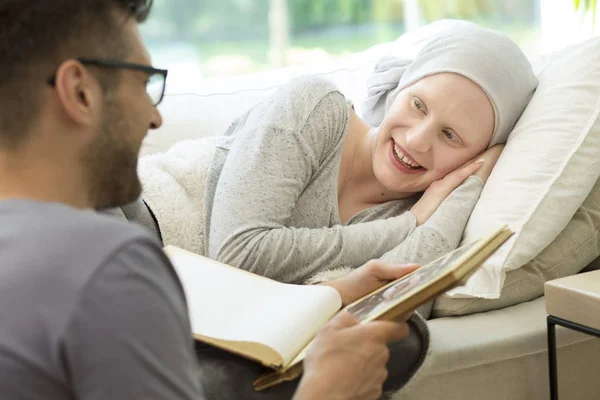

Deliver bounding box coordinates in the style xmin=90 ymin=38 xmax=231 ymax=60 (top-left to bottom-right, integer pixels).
xmin=547 ymin=316 xmax=558 ymax=400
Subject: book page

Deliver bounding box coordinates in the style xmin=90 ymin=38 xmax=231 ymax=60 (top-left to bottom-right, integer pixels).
xmin=164 ymin=246 xmax=342 ymax=366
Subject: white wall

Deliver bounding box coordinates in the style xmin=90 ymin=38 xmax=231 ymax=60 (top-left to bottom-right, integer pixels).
xmin=540 ymin=0 xmax=599 ymax=54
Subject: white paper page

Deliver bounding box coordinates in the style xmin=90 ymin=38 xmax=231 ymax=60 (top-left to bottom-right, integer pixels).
xmin=164 ymin=246 xmax=342 ymax=365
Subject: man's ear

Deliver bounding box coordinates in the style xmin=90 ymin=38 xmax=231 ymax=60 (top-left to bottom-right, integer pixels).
xmin=53 ymin=60 xmax=100 ymax=128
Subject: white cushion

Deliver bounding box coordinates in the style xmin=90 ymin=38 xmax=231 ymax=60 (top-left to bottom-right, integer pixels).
xmin=444 ymin=37 xmax=600 ymax=299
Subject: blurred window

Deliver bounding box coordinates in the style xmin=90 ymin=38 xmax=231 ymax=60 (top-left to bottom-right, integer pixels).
xmin=139 ymin=0 xmax=544 ymax=79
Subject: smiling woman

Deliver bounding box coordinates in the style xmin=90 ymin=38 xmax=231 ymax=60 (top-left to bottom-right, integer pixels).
xmin=201 ymin=22 xmax=537 ymax=319
xmin=370 ymin=72 xmax=495 ymax=195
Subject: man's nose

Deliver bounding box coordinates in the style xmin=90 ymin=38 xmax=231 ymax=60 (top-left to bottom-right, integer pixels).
xmin=149 ymin=107 xmax=163 ymax=130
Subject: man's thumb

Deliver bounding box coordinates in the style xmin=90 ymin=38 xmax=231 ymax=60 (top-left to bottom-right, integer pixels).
xmin=373 ymin=262 xmax=420 ymax=280
xmin=325 ymin=311 xmax=360 ymax=330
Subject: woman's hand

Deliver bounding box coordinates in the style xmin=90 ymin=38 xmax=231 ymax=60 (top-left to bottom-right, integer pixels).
xmin=472 ymin=144 xmax=504 ymax=184
xmin=409 ymin=144 xmax=504 ymax=226
xmin=410 ymin=160 xmax=482 ymax=226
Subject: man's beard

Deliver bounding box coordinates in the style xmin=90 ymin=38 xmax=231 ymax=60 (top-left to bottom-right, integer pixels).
xmin=82 ymin=96 xmax=143 ymax=210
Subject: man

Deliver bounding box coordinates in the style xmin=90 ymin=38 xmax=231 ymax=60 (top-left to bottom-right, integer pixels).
xmin=0 ymin=1 xmax=426 ymax=399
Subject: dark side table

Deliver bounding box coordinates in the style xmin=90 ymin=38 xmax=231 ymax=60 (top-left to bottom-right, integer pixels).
xmin=545 ymin=271 xmax=600 ymax=400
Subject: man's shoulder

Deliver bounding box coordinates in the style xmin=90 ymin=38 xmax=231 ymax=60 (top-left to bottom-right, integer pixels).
xmin=56 ymin=205 xmax=164 ymax=270
xmin=56 ymin=201 xmax=154 ymax=237
xmin=1 ymin=200 xmax=163 ymax=279
xmin=0 ymin=199 xmax=172 ymax=337
xmin=0 ymin=201 xmax=196 ymax=400
xmin=77 ymin=206 xmax=156 ymax=242
xmin=55 ymin=203 xmax=159 ymax=250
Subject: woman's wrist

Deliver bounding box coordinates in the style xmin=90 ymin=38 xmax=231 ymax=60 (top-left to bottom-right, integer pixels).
xmin=409 ymin=204 xmax=428 ymax=227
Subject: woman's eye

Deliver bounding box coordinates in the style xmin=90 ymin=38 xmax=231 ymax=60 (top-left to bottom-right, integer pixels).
xmin=443 ymin=130 xmax=456 ymax=141
xmin=413 ymin=98 xmax=424 ymax=110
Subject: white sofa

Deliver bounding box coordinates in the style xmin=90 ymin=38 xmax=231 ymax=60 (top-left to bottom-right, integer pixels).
xmin=142 ymin=38 xmax=600 ymax=400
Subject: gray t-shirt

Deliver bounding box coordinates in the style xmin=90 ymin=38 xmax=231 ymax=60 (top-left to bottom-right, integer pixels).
xmin=204 ymin=75 xmax=484 ymax=284
xmin=0 ymin=200 xmax=203 ymax=400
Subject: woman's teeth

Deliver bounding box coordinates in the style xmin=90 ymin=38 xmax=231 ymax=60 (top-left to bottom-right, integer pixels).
xmin=393 ymin=144 xmax=421 ymax=169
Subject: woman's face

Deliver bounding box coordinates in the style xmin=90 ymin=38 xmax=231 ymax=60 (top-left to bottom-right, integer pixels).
xmin=372 ymin=72 xmax=495 ymax=194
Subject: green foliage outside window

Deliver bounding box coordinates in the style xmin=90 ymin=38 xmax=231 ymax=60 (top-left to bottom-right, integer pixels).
xmin=142 ymin=0 xmax=539 ymax=77
xmin=574 ymin=0 xmax=597 ymax=26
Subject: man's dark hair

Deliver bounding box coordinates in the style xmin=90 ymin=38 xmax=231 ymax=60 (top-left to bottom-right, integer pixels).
xmin=0 ymin=0 xmax=154 ymax=147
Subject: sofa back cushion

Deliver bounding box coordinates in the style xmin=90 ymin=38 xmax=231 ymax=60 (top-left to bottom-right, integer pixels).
xmin=140 ymin=46 xmax=393 ymax=157
xmin=140 ymin=19 xmax=468 ymax=157
xmin=433 ymin=176 xmax=600 ymax=316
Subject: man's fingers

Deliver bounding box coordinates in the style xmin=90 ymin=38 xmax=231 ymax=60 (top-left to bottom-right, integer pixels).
xmin=395 ymin=310 xmax=414 ymax=322
xmin=357 ymin=320 xmax=410 ymax=343
xmin=325 ymin=311 xmax=360 ymax=330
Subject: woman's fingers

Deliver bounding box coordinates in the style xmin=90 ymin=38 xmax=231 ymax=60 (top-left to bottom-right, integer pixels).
xmin=442 ymin=160 xmax=483 ymax=192
xmin=473 ymin=144 xmax=505 ymax=183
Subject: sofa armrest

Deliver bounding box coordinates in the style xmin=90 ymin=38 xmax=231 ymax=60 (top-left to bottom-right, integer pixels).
xmin=422 ymin=296 xmax=591 ymax=375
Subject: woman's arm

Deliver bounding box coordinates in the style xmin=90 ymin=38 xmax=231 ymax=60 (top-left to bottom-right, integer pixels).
xmin=379 ymin=176 xmax=484 ymax=266
xmin=208 ymin=76 xmax=419 ymax=283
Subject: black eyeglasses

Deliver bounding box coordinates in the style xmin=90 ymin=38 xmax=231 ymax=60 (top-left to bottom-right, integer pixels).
xmin=47 ymin=58 xmax=168 ymax=106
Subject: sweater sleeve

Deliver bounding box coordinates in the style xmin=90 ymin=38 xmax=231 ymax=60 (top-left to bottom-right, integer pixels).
xmin=208 ymin=76 xmax=419 ymax=283
xmin=379 ymin=176 xmax=484 ymax=266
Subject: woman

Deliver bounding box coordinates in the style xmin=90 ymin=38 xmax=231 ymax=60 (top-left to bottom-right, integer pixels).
xmin=203 ymin=22 xmax=537 ymax=305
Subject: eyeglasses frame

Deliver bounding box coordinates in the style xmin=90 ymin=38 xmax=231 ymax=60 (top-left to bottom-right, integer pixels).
xmin=47 ymin=57 xmax=168 ymax=106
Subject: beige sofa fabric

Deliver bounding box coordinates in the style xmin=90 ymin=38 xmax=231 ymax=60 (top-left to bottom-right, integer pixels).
xmin=433 ymin=177 xmax=600 ymax=317
xmin=582 ymin=254 xmax=600 ymax=272
xmin=395 ymin=297 xmax=600 ymax=400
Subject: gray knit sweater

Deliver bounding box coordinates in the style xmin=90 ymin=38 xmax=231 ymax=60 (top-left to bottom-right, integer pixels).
xmin=204 ymin=75 xmax=483 ymax=286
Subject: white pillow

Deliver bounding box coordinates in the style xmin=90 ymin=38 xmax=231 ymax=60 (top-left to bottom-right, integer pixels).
xmin=445 ymin=37 xmax=600 ymax=299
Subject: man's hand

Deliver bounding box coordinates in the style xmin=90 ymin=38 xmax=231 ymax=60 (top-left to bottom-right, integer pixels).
xmin=323 ymin=260 xmax=420 ymax=306
xmin=294 ymin=312 xmax=409 ymax=400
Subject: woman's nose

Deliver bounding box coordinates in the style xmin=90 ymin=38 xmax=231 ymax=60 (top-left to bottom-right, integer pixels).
xmin=405 ymin=125 xmax=431 ymax=154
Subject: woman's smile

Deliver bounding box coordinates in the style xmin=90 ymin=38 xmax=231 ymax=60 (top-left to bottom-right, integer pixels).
xmin=389 ymin=139 xmax=426 ymax=175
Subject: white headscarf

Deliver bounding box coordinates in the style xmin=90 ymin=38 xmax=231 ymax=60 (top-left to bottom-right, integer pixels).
xmin=362 ymin=21 xmax=538 ymax=147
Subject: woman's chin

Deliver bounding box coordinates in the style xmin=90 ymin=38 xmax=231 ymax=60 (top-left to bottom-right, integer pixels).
xmin=374 ymin=169 xmax=424 ymax=196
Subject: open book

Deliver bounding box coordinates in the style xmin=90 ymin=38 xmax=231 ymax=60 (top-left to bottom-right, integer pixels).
xmin=165 ymin=225 xmax=513 ymax=390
